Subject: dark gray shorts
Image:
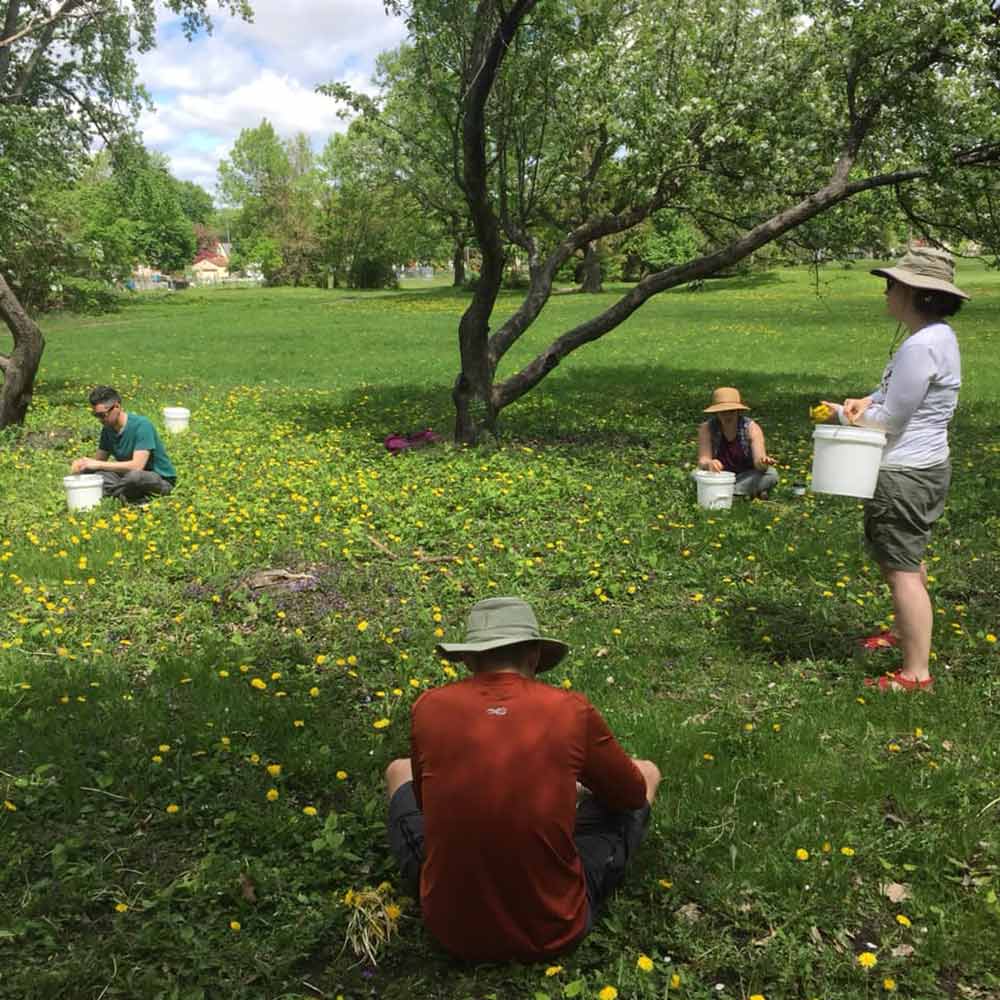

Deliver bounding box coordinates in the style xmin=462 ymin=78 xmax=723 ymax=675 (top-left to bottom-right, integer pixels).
xmin=387 ymin=782 xmax=650 ymax=924
xmin=864 ymin=463 xmax=951 ymax=571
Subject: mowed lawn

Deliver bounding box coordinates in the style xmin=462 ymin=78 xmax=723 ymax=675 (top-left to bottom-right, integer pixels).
xmin=1 ymin=264 xmax=999 ymax=1000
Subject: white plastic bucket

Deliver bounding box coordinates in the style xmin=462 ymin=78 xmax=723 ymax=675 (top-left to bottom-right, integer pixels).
xmin=811 ymin=426 xmax=886 ymax=498
xmin=63 ymin=474 xmax=104 ymax=512
xmin=162 ymin=406 xmax=190 ymax=433
xmin=693 ymin=470 xmax=736 ymax=509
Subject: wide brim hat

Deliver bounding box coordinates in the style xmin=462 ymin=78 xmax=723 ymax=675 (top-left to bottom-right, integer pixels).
xmin=435 ymin=596 xmax=569 ymax=673
xmin=704 ymin=386 xmax=750 ymax=413
xmin=871 ymin=246 xmax=969 ymax=300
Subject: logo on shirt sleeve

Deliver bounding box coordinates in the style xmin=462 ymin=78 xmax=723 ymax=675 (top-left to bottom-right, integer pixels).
xmin=486 ymin=706 xmax=508 ymax=716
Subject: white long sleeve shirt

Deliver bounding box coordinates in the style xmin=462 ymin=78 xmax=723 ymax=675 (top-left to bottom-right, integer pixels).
xmin=855 ymin=322 xmax=961 ymax=469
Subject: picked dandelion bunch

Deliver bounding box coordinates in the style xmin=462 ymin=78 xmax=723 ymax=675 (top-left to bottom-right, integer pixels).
xmin=809 ymin=403 xmax=832 ymax=423
xmin=342 ymin=883 xmax=402 ymax=965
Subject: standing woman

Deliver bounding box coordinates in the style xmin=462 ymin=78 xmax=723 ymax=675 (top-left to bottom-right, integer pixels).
xmin=697 ymin=387 xmax=778 ymax=498
xmin=824 ymin=246 xmax=969 ymax=692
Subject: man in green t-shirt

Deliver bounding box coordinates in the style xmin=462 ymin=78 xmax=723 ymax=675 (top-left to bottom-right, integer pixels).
xmin=69 ymin=386 xmax=177 ymax=502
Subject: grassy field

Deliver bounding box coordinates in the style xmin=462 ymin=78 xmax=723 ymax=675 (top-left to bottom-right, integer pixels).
xmin=2 ymin=264 xmax=999 ymax=1000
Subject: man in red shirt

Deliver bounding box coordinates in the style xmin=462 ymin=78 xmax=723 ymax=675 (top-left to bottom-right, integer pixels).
xmin=386 ymin=597 xmax=661 ymax=962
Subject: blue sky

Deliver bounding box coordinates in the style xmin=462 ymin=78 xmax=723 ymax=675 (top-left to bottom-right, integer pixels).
xmin=136 ymin=0 xmax=407 ymax=194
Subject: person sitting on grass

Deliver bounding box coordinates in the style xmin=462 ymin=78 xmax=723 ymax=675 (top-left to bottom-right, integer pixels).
xmin=696 ymin=386 xmax=778 ymax=498
xmin=385 ymin=596 xmax=661 ymax=963
xmin=69 ymin=386 xmax=176 ymax=503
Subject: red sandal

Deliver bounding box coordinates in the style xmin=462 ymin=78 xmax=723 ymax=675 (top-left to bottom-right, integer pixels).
xmin=857 ymin=631 xmax=899 ymax=652
xmin=863 ymin=670 xmax=934 ymax=692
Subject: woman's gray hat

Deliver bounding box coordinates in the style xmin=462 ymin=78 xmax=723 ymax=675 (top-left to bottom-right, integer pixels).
xmin=871 ymin=246 xmax=969 ymax=300
xmin=435 ymin=597 xmax=569 ymax=673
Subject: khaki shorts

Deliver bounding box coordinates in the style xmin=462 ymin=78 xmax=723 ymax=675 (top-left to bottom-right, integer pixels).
xmin=864 ymin=463 xmax=951 ymax=571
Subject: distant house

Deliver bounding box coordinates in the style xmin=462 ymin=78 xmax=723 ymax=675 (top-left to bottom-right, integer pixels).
xmin=192 ymin=246 xmax=230 ymax=285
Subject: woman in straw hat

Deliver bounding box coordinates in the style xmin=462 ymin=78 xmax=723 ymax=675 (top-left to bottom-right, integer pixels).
xmin=822 ymin=245 xmax=969 ymax=692
xmin=697 ymin=386 xmax=779 ymax=498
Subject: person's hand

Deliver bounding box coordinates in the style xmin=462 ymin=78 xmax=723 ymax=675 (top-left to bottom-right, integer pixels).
xmin=761 ymin=454 xmax=776 ymax=466
xmin=818 ymin=401 xmax=844 ymax=424
xmin=70 ymin=457 xmax=92 ymax=474
xmin=842 ymin=396 xmax=873 ymax=424
xmin=701 ymin=459 xmax=724 ymax=473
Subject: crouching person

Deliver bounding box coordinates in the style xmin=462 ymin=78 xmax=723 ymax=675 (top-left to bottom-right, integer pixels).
xmin=70 ymin=386 xmax=176 ymax=503
xmin=386 ymin=597 xmax=661 ymax=962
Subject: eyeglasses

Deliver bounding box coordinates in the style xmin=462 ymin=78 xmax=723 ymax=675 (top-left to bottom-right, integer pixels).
xmin=92 ymin=403 xmax=119 ymax=420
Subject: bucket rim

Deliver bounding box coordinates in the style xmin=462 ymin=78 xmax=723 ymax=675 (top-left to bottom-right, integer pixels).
xmin=812 ymin=425 xmax=886 ymax=444
xmin=693 ymin=469 xmax=736 ymax=482
xmin=162 ymin=406 xmax=191 ymax=417
xmin=63 ymin=474 xmax=104 ymax=486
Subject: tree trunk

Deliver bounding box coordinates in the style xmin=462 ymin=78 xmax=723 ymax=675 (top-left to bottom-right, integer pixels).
xmin=580 ymin=241 xmax=603 ymax=292
xmin=0 ymin=273 xmax=46 ymax=428
xmin=452 ymin=237 xmax=466 ymax=287
xmin=452 ymin=307 xmax=498 ymax=444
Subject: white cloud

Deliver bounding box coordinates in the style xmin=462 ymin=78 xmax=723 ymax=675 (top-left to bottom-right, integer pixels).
xmin=135 ymin=0 xmax=406 ymax=191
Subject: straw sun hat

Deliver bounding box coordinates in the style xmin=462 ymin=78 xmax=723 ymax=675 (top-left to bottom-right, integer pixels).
xmin=703 ymin=387 xmax=750 ymax=413
xmin=436 ymin=597 xmax=569 ymax=673
xmin=871 ymin=245 xmax=969 ymax=300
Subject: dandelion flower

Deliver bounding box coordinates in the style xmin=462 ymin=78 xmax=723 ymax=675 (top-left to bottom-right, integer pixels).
xmin=357 ymin=620 xmax=369 ymax=632
xmin=158 ymin=744 xmax=171 ymax=753
xmin=671 ymin=973 xmax=681 ymax=989
xmin=230 ymin=920 xmax=241 ymax=932
xmin=309 ymin=686 xmax=320 ymax=697
xmin=637 ymin=954 xmax=654 ymax=972
xmin=750 ymin=994 xmax=766 ymax=1000
xmin=266 ymin=788 xmax=279 ymax=802
xmin=266 ymin=764 xmax=282 ymax=777
xmin=114 ymin=902 xmax=128 ymax=913
xmin=303 ymin=806 xmax=318 ymax=816
xmin=883 ymin=978 xmax=896 ymax=992
xmin=336 ymin=770 xmax=348 ymax=780
xmin=896 ymin=914 xmax=911 ymax=928
xmin=165 ymin=803 xmax=180 ymax=814
xmin=385 ymin=903 xmax=401 ymax=921
xmin=373 ymin=718 xmax=390 ymax=729
xmin=840 ymin=846 xmax=855 ymax=857
xmin=659 ymin=878 xmax=673 ymax=888
xmin=598 ymin=987 xmax=618 ymax=1000
xmin=544 ymin=966 xmax=563 ymax=977
xmin=795 ymin=848 xmax=810 ymax=861
xmin=293 ymin=720 xmax=304 ymax=728
xmin=250 ymin=678 xmax=267 ymax=690
xmin=858 ymin=951 xmax=878 ymax=968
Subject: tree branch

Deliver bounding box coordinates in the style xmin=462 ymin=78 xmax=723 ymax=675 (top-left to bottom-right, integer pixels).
xmin=492 ymin=166 xmax=924 ymax=411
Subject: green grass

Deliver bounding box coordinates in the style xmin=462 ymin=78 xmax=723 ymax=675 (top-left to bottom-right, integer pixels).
xmin=2 ymin=263 xmax=999 ymax=1000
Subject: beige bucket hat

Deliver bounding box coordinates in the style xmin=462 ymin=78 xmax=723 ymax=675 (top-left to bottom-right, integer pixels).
xmin=435 ymin=597 xmax=569 ymax=673
xmin=871 ymin=246 xmax=969 ymax=300
xmin=704 ymin=387 xmax=750 ymax=413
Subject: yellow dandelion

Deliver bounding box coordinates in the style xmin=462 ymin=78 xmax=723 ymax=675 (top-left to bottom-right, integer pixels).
xmin=114 ymin=902 xmax=128 ymax=913
xmin=637 ymin=954 xmax=654 ymax=972
xmin=795 ymin=848 xmax=810 ymax=861
xmin=250 ymin=678 xmax=267 ymax=690
xmin=544 ymin=966 xmax=563 ymax=977
xmin=315 ymin=654 xmax=328 ymax=665
xmin=896 ymin=914 xmax=911 ymax=928
xmin=858 ymin=951 xmax=878 ymax=968
xmin=750 ymin=995 xmax=766 ymax=1000
xmin=336 ymin=770 xmax=348 ymax=780
xmin=841 ymin=846 xmax=856 ymax=857
xmin=151 ymin=755 xmax=163 ymax=764
xmin=598 ymin=988 xmax=618 ymax=1000
xmin=265 ymin=788 xmax=279 ymax=802
xmin=671 ymin=973 xmax=681 ymax=989
xmin=293 ymin=720 xmax=304 ymax=728
xmin=309 ymin=686 xmax=320 ymax=697
xmin=986 ymin=633 xmax=996 ymax=643
xmin=266 ymin=764 xmax=282 ymax=777
xmin=373 ymin=718 xmax=390 ymax=729
xmin=230 ymin=920 xmax=241 ymax=932
xmin=822 ymin=841 xmax=832 ymax=853
xmin=302 ymin=806 xmax=318 ymax=816
xmin=165 ymin=803 xmax=180 ymax=814
xmin=357 ymin=620 xmax=369 ymax=632
xmin=385 ymin=903 xmax=402 ymax=921
xmin=883 ymin=978 xmax=897 ymax=991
